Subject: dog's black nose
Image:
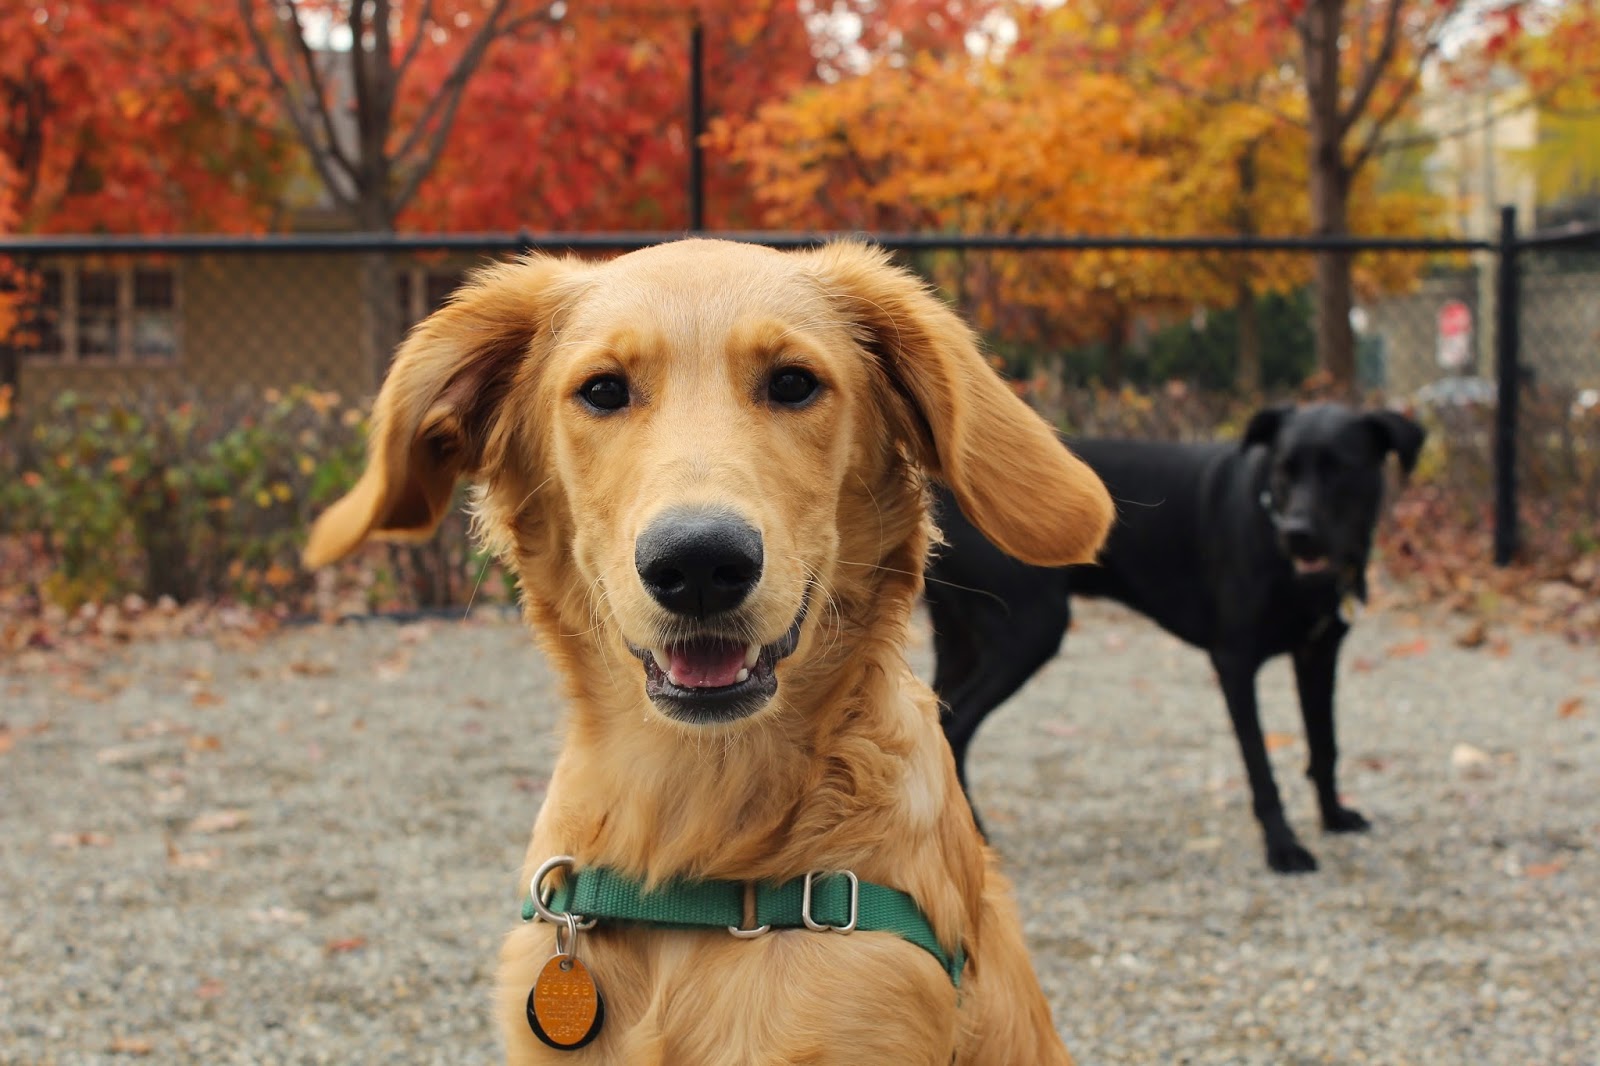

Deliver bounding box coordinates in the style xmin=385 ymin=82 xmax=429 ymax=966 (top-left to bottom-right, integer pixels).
xmin=1280 ymin=518 xmax=1323 ymax=560
xmin=635 ymin=510 xmax=763 ymax=617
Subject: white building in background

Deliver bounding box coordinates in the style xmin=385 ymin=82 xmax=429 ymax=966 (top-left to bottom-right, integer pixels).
xmin=1417 ymin=63 xmax=1540 ymax=239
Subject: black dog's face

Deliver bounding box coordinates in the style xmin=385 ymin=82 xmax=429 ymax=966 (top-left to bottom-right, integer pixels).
xmin=1244 ymin=405 xmax=1425 ymax=581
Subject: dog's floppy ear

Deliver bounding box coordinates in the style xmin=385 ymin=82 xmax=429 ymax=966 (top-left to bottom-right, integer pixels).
xmin=1364 ymin=409 xmax=1427 ymax=477
xmin=1240 ymin=406 xmax=1291 ymax=452
xmin=303 ymin=256 xmax=584 ymax=568
xmin=807 ymin=242 xmax=1112 ymax=567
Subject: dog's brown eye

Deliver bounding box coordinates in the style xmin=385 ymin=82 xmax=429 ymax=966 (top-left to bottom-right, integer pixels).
xmin=579 ymin=375 xmax=629 ymax=412
xmin=768 ymin=368 xmax=819 ymax=407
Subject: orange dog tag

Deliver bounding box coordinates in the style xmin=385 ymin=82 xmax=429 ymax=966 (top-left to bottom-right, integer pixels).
xmin=527 ymin=954 xmax=605 ymax=1051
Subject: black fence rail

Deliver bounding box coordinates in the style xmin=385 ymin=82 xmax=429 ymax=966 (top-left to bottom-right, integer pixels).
xmin=2 ymin=214 xmax=1597 ymax=576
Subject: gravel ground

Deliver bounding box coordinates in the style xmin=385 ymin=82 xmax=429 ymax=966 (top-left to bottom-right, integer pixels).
xmin=2 ymin=602 xmax=1597 ymax=1065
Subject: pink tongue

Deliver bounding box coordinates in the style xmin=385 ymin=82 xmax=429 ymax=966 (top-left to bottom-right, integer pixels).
xmin=667 ymin=640 xmax=746 ymax=688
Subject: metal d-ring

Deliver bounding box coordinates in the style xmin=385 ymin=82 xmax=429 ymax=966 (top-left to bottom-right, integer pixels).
xmin=529 ymin=854 xmax=596 ymax=931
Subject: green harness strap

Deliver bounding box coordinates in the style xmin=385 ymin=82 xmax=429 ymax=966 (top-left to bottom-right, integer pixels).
xmin=521 ymin=866 xmax=965 ymax=987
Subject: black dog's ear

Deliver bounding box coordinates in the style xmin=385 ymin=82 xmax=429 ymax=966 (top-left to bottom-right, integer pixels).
xmin=1364 ymin=410 xmax=1427 ymax=477
xmin=1240 ymin=406 xmax=1291 ymax=452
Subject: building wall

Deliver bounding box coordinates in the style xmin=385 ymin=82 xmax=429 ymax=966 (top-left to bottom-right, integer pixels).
xmin=19 ymin=254 xmax=396 ymax=405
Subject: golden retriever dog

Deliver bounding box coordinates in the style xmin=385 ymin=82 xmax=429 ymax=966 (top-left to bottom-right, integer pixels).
xmin=304 ymin=238 xmax=1112 ymax=1064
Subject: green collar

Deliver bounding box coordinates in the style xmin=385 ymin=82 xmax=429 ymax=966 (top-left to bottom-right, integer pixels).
xmin=522 ymin=865 xmax=965 ymax=987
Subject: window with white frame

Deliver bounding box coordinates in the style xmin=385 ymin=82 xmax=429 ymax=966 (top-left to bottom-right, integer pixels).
xmin=19 ymin=263 xmax=179 ymax=363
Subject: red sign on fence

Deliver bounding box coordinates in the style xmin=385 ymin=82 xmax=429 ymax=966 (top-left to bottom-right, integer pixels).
xmin=1437 ymin=299 xmax=1472 ymax=370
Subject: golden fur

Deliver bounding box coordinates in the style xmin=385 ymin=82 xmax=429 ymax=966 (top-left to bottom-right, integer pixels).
xmin=305 ymin=239 xmax=1113 ymax=1064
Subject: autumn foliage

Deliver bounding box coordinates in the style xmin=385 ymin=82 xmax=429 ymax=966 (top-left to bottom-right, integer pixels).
xmin=0 ymin=1 xmax=288 ymax=234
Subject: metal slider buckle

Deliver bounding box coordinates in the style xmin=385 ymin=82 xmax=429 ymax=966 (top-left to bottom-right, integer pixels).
xmin=728 ymin=880 xmax=770 ymax=938
xmin=801 ymin=870 xmax=859 ymax=934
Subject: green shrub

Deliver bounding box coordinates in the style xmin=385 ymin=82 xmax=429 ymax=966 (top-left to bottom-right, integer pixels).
xmin=1 ymin=387 xmax=369 ymax=607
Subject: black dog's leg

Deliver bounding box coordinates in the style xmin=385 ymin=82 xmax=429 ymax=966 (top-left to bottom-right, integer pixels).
xmin=1293 ymin=632 xmax=1370 ymax=833
xmin=1210 ymin=650 xmax=1318 ymax=874
xmin=934 ymin=597 xmax=1071 ymax=835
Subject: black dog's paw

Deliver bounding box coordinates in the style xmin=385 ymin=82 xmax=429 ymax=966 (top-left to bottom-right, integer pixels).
xmin=1323 ymin=807 xmax=1372 ymax=834
xmin=1266 ymin=838 xmax=1319 ymax=874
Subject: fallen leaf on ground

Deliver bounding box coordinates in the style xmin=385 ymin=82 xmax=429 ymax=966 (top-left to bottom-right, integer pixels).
xmin=108 ymin=1036 xmax=154 ymax=1055
xmin=325 ymin=936 xmax=368 ymax=954
xmin=190 ymin=690 xmax=224 ymax=708
xmin=0 ymin=726 xmax=12 ymax=755
xmin=196 ymin=979 xmax=226 ymax=1000
xmin=1385 ymin=637 xmax=1431 ymax=659
xmin=1039 ymin=721 xmax=1079 ymax=739
xmin=1265 ymin=732 xmax=1297 ymax=753
xmin=189 ymin=809 xmax=249 ymax=834
xmin=1524 ymin=858 xmax=1568 ymax=879
xmin=1558 ymin=697 xmax=1584 ymax=719
xmin=1454 ymin=620 xmax=1488 ymax=648
xmin=375 ymin=650 xmax=412 ymax=681
xmin=185 ymin=734 xmax=223 ymax=753
xmin=51 ymin=830 xmax=113 ymax=848
xmin=166 ymin=839 xmax=220 ymax=869
xmin=95 ymin=744 xmax=146 ymax=766
xmin=249 ymin=906 xmax=309 ymax=926
xmin=1350 ymin=657 xmax=1377 ymax=674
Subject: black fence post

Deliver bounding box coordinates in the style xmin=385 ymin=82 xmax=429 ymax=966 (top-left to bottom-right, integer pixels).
xmin=1493 ymin=204 xmax=1520 ymax=566
xmin=688 ymin=20 xmax=705 ymax=232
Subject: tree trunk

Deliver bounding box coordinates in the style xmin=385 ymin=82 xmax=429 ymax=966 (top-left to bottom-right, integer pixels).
xmin=1301 ymin=0 xmax=1357 ymax=396
xmin=1233 ymin=140 xmax=1262 ymax=395
xmin=1234 ymin=278 xmax=1262 ymax=394
xmin=360 ymin=250 xmax=402 ymax=389
xmin=1103 ymin=309 xmax=1127 ymax=387
xmin=353 ymin=185 xmax=402 ymax=389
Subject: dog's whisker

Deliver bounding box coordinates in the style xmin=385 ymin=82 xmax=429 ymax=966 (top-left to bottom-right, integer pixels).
xmin=837 ymin=557 xmax=1009 ymax=606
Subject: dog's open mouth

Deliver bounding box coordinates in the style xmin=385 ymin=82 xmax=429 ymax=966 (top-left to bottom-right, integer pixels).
xmin=627 ymin=597 xmax=808 ymax=724
xmin=1291 ymin=555 xmax=1331 ymax=576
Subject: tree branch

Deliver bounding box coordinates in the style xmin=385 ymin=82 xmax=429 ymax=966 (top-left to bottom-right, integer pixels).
xmin=346 ymin=0 xmax=375 ymax=187
xmin=1338 ymin=0 xmax=1403 ymax=139
xmin=390 ymin=0 xmax=520 ymax=178
xmin=394 ymin=0 xmax=437 ymax=85
xmin=1347 ymin=20 xmax=1454 ymax=174
xmin=235 ymin=0 xmax=356 ymax=208
xmin=281 ymin=0 xmax=359 ymax=182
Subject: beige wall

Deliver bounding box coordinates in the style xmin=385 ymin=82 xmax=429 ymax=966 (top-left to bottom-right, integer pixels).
xmin=18 ymin=253 xmax=392 ymax=407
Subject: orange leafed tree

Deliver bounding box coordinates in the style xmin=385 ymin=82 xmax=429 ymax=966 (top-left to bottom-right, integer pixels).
xmin=406 ymin=0 xmax=1001 ymax=231
xmin=1050 ymin=0 xmax=1530 ymax=392
xmin=1 ymin=1 xmax=289 ymax=392
xmin=0 ymin=1 xmax=288 ymax=234
xmin=728 ymin=30 xmax=1440 ymax=386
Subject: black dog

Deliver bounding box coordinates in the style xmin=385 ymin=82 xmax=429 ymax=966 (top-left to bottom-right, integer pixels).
xmin=926 ymin=404 xmax=1425 ymax=873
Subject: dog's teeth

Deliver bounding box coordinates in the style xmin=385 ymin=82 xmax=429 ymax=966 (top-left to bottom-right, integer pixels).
xmin=652 ymin=647 xmax=670 ymax=669
xmin=667 ymin=668 xmax=681 ymax=686
xmin=735 ymin=668 xmax=749 ymax=683
xmin=743 ymin=644 xmax=759 ymax=668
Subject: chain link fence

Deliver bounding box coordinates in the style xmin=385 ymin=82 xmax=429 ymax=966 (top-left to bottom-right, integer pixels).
xmin=0 ymin=226 xmax=1595 ymax=611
